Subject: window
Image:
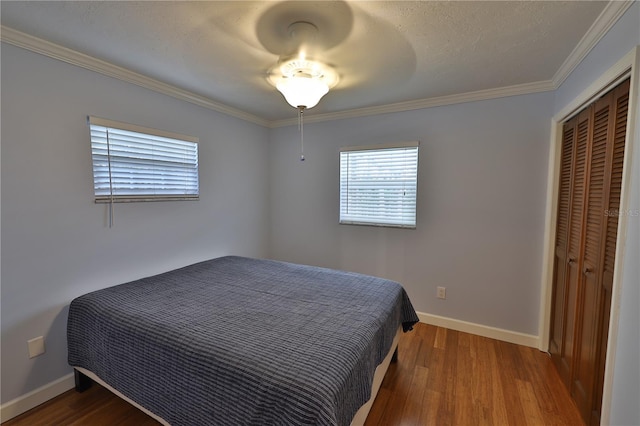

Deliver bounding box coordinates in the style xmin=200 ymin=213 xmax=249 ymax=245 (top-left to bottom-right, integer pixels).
xmin=89 ymin=116 xmax=199 ymax=203
xmin=340 ymin=142 xmax=419 ymax=228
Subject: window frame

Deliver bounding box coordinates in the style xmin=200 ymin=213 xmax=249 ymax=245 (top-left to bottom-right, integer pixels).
xmin=339 ymin=141 xmax=419 ymax=229
xmin=88 ymin=116 xmax=199 ymax=203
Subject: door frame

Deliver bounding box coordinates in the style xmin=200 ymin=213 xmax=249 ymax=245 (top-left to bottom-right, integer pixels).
xmin=538 ymin=45 xmax=639 ymax=423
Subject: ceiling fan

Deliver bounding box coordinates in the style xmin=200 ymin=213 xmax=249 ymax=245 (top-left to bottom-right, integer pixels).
xmin=268 ymin=21 xmax=339 ymax=110
xmin=179 ymin=0 xmax=415 ymax=125
xmin=259 ymin=1 xmax=352 ymax=107
xmin=257 ymin=1 xmax=353 ymax=160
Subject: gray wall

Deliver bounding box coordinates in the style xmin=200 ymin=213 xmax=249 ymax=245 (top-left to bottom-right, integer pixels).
xmin=269 ymin=92 xmax=553 ymax=336
xmin=552 ymin=4 xmax=639 ymax=425
xmin=1 ymin=44 xmax=270 ymax=403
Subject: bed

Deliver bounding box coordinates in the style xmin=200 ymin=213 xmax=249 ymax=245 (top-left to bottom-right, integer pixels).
xmin=67 ymin=256 xmax=418 ymax=425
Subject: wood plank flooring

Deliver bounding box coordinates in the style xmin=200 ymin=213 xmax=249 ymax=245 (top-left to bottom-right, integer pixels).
xmin=365 ymin=323 xmax=584 ymax=426
xmin=4 ymin=323 xmax=584 ymax=425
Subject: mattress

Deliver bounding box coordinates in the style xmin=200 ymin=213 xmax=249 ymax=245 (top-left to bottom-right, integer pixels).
xmin=67 ymin=256 xmax=418 ymax=425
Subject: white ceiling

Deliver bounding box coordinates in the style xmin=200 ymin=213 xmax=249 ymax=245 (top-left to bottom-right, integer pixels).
xmin=1 ymin=1 xmax=615 ymax=124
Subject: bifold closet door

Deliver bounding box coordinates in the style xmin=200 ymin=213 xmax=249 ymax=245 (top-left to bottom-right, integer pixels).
xmin=551 ymin=107 xmax=591 ymax=387
xmin=575 ymin=79 xmax=629 ymax=425
xmin=572 ymin=91 xmax=612 ymax=421
xmin=549 ymin=78 xmax=629 ymax=426
xmin=548 ymin=119 xmax=575 ymax=377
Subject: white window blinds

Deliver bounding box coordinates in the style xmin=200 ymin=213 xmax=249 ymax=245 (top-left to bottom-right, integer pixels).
xmin=340 ymin=142 xmax=419 ymax=228
xmin=89 ymin=116 xmax=199 ymax=203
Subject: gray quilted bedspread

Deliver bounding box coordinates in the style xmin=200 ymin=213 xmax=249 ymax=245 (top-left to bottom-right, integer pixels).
xmin=67 ymin=256 xmax=418 ymax=426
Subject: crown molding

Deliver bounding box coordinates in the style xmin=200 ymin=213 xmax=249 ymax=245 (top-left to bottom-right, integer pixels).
xmin=270 ymin=80 xmax=555 ymax=127
xmin=2 ymin=0 xmax=632 ymax=129
xmin=552 ymin=0 xmax=634 ymax=89
xmin=273 ymin=0 xmax=633 ymax=128
xmin=0 ymin=26 xmax=270 ymax=127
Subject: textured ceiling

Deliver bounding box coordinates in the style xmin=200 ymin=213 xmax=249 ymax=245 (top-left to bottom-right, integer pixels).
xmin=1 ymin=1 xmax=610 ymax=122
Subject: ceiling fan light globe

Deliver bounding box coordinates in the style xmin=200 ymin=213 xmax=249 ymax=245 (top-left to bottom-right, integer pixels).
xmin=276 ymin=76 xmax=329 ymax=109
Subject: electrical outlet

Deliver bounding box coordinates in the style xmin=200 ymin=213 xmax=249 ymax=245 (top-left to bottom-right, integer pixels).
xmin=437 ymin=286 xmax=446 ymax=299
xmin=27 ymin=336 xmax=45 ymax=359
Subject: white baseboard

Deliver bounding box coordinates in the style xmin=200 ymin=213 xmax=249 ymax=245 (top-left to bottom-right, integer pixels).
xmin=0 ymin=372 xmax=75 ymax=423
xmin=417 ymin=311 xmax=540 ymax=348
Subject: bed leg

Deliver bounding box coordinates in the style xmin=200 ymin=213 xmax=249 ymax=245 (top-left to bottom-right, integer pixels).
xmin=74 ymin=369 xmax=92 ymax=392
xmin=391 ymin=347 xmax=398 ymax=363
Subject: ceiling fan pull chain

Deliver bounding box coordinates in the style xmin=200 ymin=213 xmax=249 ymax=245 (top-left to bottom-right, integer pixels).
xmin=299 ymin=106 xmax=305 ymax=161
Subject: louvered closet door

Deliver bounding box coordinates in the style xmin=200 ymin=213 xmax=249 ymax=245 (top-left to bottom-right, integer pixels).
xmin=549 ymin=119 xmax=576 ymax=372
xmin=572 ymin=93 xmax=612 ymax=420
xmin=549 ymin=78 xmax=630 ymax=426
xmin=589 ymin=79 xmax=629 ymax=425
xmin=556 ymin=107 xmax=591 ymax=387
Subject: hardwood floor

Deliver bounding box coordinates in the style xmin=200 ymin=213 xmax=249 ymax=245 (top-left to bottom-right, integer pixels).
xmin=365 ymin=323 xmax=584 ymax=426
xmin=4 ymin=323 xmax=584 ymax=426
